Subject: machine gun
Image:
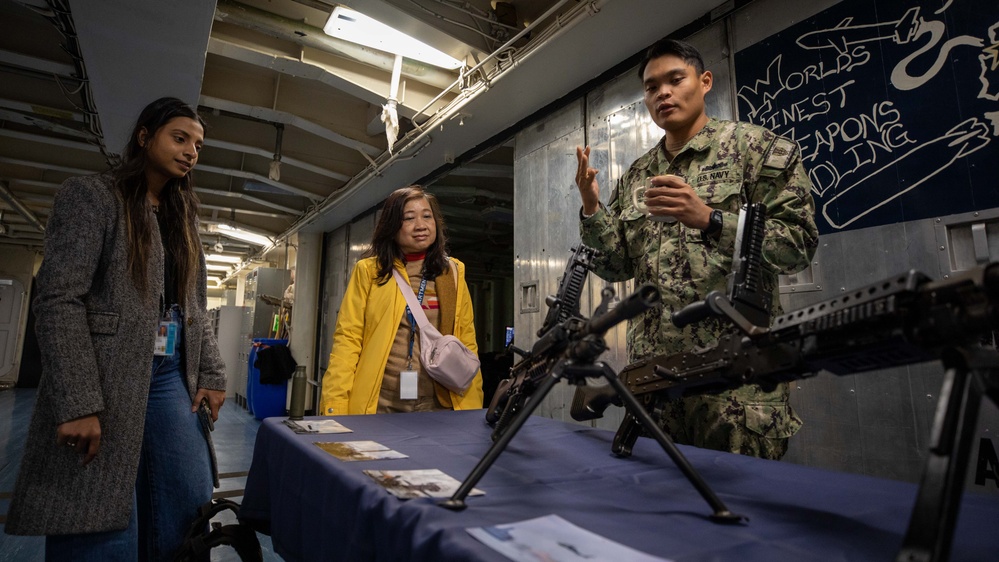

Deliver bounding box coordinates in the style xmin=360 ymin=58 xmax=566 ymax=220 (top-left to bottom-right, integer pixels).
xmin=573 ymin=259 xmax=999 ymax=562
xmin=575 ymin=262 xmax=999 ymax=452
xmin=485 ymin=244 xmax=597 ymax=440
xmin=444 ymin=282 xmax=753 ymax=525
xmin=570 ymin=202 xmax=772 ymax=427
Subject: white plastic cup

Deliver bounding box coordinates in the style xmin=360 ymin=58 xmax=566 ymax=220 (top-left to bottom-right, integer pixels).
xmin=632 ymin=184 xmax=677 ymax=223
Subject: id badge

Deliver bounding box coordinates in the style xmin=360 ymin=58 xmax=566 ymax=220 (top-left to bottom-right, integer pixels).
xmin=153 ymin=320 xmax=178 ymax=356
xmin=400 ymin=370 xmax=418 ymax=400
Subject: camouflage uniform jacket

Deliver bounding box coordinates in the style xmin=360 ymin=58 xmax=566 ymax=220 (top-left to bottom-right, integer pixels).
xmin=581 ymin=117 xmax=817 ymax=357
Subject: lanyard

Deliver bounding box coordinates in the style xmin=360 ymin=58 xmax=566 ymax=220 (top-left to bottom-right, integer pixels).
xmin=405 ymin=275 xmax=428 ymax=368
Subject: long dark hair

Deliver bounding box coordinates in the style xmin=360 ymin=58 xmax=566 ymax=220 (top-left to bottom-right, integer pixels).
xmin=114 ymin=97 xmax=204 ymax=304
xmin=364 ymin=185 xmax=450 ymax=283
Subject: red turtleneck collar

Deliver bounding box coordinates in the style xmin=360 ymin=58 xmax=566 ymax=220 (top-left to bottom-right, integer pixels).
xmin=404 ymin=252 xmax=426 ymax=262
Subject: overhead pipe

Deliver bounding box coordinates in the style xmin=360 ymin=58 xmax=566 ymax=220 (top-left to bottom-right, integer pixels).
xmin=0 ymin=180 xmax=46 ymax=233
xmin=200 ymin=203 xmax=291 ymax=220
xmin=205 ymin=136 xmax=350 ymax=182
xmin=193 ymin=187 xmax=302 ymax=215
xmin=408 ymin=0 xmax=579 ymax=128
xmin=199 ymin=95 xmax=380 ymax=157
xmin=207 ymin=37 xmax=431 ymax=136
xmin=428 ymin=186 xmax=514 ymax=202
xmin=0 ymin=127 xmax=350 ymax=186
xmin=0 ymin=156 xmax=95 ymax=177
xmin=194 ymin=163 xmax=321 ymax=201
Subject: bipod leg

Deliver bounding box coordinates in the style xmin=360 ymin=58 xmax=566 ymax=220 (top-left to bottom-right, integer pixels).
xmin=896 ymin=347 xmax=991 ymax=562
xmin=599 ymin=363 xmax=746 ymax=524
xmin=439 ymin=366 xmax=563 ymax=510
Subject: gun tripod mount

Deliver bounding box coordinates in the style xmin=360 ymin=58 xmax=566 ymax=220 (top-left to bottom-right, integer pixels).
xmin=439 ymin=285 xmax=746 ymax=524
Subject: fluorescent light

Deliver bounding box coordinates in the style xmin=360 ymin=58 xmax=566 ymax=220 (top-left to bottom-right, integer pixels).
xmin=205 ymin=254 xmax=242 ymax=264
xmin=323 ymin=7 xmax=464 ymax=70
xmin=214 ymin=223 xmax=274 ymax=247
xmin=206 ymin=263 xmax=232 ymax=272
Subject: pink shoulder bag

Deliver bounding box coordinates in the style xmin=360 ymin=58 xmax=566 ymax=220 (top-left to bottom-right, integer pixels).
xmin=392 ymin=261 xmax=479 ymax=394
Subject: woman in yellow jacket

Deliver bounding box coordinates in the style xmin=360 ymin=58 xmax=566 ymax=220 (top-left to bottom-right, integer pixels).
xmin=321 ymin=185 xmax=483 ymax=415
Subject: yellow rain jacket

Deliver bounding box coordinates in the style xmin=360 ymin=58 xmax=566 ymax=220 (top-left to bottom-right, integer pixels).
xmin=320 ymin=256 xmax=483 ymax=414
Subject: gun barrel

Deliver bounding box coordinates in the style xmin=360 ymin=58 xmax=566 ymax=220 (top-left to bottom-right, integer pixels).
xmin=585 ymin=284 xmax=660 ymax=337
xmin=672 ymin=291 xmax=722 ymax=328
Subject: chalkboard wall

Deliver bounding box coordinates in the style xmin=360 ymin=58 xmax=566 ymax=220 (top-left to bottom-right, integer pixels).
xmin=734 ymin=0 xmax=999 ymax=234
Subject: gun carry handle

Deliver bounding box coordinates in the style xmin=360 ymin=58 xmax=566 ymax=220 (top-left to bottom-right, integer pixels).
xmin=674 ymin=291 xmax=770 ymax=337
xmin=672 ymin=290 xmax=725 ymax=328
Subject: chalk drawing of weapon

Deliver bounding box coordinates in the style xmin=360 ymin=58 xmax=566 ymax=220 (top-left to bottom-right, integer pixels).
xmin=796 ymin=7 xmax=921 ymax=53
xmin=822 ymin=118 xmax=992 ymax=229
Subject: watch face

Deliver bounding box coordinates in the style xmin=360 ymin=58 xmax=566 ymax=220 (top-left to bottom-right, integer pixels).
xmin=708 ymin=209 xmax=723 ymax=234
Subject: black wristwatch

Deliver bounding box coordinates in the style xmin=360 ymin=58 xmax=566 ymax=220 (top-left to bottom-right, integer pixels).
xmin=703 ymin=209 xmax=723 ymax=236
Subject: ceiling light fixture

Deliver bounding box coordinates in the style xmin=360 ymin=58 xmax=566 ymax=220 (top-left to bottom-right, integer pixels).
xmin=213 ymin=223 xmax=274 ymax=247
xmin=323 ymin=6 xmax=464 ymax=70
xmin=206 ymin=254 xmax=242 ymax=264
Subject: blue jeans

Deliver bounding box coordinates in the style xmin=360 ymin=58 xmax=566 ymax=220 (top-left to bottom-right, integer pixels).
xmin=46 ymin=305 xmax=213 ymax=562
xmin=45 ymin=506 xmax=138 ymax=562
xmin=137 ymin=305 xmax=213 ymax=561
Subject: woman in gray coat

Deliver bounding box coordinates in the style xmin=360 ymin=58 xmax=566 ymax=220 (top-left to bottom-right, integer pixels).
xmin=5 ymin=98 xmax=227 ymax=561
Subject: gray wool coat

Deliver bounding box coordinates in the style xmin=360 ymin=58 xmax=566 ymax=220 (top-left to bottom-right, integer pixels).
xmin=5 ymin=173 xmax=227 ymax=535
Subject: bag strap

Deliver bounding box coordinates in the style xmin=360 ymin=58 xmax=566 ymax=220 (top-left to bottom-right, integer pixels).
xmin=175 ymin=498 xmax=263 ymax=562
xmin=392 ymin=269 xmax=432 ymax=330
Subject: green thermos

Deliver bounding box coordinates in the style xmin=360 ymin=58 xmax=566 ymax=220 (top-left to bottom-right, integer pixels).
xmin=289 ymin=365 xmax=306 ymax=420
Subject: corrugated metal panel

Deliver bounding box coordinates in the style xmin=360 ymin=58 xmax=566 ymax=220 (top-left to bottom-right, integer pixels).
xmin=317 ymin=212 xmax=376 ymax=381
xmin=513 ymin=101 xmax=586 ymax=423
xmin=318 ymin=227 xmax=348 ymax=378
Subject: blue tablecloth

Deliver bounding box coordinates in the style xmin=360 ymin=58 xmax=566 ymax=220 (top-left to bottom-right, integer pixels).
xmin=240 ymin=410 xmax=997 ymax=561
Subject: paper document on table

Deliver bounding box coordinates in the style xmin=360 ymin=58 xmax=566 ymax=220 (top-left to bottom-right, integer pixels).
xmin=363 ymin=468 xmax=484 ymax=499
xmin=283 ymin=419 xmax=353 ymax=434
xmin=315 ymin=440 xmax=408 ymax=461
xmin=467 ymin=514 xmax=671 ymax=562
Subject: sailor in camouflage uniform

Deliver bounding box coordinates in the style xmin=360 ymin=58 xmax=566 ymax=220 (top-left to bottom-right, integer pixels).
xmin=575 ymin=38 xmax=819 ymax=460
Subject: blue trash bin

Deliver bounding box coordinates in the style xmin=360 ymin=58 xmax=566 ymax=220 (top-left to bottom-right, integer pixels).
xmin=248 ymin=338 xmax=289 ymax=420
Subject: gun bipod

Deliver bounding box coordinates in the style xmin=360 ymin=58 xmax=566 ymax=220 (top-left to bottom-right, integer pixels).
xmin=896 ymin=345 xmax=999 ymax=562
xmin=441 ymin=356 xmax=746 ymax=524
